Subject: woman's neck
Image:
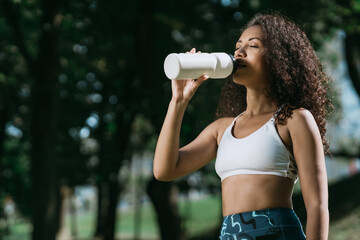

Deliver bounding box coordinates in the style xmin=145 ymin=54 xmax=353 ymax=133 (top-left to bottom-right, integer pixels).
xmin=244 ymin=88 xmax=277 ymax=116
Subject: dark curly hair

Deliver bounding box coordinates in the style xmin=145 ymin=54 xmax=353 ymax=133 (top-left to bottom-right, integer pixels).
xmin=216 ymin=13 xmax=333 ymax=154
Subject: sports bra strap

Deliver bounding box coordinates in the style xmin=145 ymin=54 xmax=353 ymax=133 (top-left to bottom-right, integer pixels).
xmin=274 ymin=104 xmax=286 ymax=117
xmin=231 ymin=113 xmax=243 ymax=125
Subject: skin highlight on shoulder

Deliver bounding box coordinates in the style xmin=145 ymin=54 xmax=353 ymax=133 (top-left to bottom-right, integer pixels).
xmin=287 ymin=108 xmax=316 ymax=128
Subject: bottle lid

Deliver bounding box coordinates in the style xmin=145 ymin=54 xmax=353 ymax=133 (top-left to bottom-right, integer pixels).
xmin=164 ymin=54 xmax=181 ymax=80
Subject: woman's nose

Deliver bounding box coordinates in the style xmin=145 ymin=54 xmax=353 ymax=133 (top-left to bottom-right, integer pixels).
xmin=236 ymin=47 xmax=247 ymax=58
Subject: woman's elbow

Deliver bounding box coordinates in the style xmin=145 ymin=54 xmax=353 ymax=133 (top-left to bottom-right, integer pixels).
xmin=153 ymin=165 xmax=175 ymax=182
xmin=153 ymin=170 xmax=169 ymax=181
xmin=153 ymin=154 xmax=179 ymax=181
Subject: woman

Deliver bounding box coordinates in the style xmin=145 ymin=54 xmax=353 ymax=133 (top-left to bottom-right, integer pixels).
xmin=153 ymin=13 xmax=331 ymax=240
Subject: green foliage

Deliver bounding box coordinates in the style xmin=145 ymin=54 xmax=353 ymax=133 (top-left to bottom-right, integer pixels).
xmin=0 ymin=0 xmax=358 ymax=238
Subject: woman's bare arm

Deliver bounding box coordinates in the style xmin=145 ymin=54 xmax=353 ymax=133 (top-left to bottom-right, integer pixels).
xmin=288 ymin=109 xmax=329 ymax=240
xmin=153 ymin=98 xmax=219 ymax=181
xmin=153 ymin=47 xmax=220 ymax=181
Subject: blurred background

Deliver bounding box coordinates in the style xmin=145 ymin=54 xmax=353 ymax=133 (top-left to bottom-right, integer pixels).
xmin=0 ymin=0 xmax=359 ymax=239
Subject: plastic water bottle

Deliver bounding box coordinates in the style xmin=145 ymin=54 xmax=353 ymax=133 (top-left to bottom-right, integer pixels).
xmin=163 ymin=52 xmax=238 ymax=80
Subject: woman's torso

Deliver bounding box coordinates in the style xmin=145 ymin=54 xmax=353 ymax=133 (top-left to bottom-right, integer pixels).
xmin=215 ymin=112 xmax=296 ymax=216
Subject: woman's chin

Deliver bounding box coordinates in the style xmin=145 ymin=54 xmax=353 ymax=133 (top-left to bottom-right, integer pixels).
xmin=232 ymin=75 xmax=246 ymax=85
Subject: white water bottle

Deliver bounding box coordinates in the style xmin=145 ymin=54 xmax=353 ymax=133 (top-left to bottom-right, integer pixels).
xmin=163 ymin=52 xmax=238 ymax=80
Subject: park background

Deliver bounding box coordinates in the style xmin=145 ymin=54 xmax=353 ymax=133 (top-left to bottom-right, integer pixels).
xmin=0 ymin=0 xmax=360 ymax=239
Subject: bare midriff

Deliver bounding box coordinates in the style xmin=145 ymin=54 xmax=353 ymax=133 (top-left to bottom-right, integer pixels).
xmin=221 ymin=174 xmax=294 ymax=217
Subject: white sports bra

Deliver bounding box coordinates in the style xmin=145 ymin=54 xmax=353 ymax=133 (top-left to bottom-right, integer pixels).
xmin=215 ymin=113 xmax=298 ymax=182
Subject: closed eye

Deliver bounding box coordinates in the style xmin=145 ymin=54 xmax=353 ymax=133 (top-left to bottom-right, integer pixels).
xmin=235 ymin=45 xmax=258 ymax=51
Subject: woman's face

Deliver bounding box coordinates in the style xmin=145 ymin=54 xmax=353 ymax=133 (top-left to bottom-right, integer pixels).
xmin=233 ymin=25 xmax=268 ymax=88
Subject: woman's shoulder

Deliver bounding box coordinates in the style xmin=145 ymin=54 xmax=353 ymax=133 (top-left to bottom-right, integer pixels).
xmin=208 ymin=117 xmax=236 ymax=143
xmin=212 ymin=117 xmax=236 ymax=129
xmin=201 ymin=117 xmax=234 ymax=133
xmin=288 ymin=108 xmax=314 ymax=121
xmin=287 ymin=108 xmax=318 ymax=132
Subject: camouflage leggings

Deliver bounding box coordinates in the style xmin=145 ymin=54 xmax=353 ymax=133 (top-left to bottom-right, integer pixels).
xmin=219 ymin=208 xmax=306 ymax=240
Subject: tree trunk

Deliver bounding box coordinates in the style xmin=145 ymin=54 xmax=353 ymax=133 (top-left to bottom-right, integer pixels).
xmin=57 ymin=186 xmax=72 ymax=240
xmin=29 ymin=0 xmax=62 ymax=239
xmin=70 ymin=189 xmax=78 ymax=237
xmin=30 ymin=61 xmax=61 ymax=240
xmin=0 ymin=87 xmax=12 ymax=237
xmin=94 ymin=103 xmax=135 ymax=240
xmin=146 ymin=178 xmax=185 ymax=240
xmin=95 ymin=174 xmax=125 ymax=240
xmin=104 ymin=175 xmax=121 ymax=240
xmin=95 ymin=182 xmax=109 ymax=239
xmin=133 ymin=159 xmax=144 ymax=240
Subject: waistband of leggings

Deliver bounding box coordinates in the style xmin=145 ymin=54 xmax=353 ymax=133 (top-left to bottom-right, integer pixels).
xmin=223 ymin=207 xmax=295 ymax=220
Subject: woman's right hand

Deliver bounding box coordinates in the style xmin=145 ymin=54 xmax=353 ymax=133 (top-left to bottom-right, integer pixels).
xmin=171 ymin=48 xmax=209 ymax=103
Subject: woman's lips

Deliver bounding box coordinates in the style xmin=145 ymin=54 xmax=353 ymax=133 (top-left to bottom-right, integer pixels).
xmin=236 ymin=59 xmax=247 ymax=69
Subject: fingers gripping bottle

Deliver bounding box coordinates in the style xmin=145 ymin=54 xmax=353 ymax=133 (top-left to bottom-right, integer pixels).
xmin=163 ymin=52 xmax=238 ymax=80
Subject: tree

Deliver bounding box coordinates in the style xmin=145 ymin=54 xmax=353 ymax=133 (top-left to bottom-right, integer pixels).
xmin=0 ymin=0 xmax=62 ymax=239
xmin=0 ymin=0 xmax=92 ymax=239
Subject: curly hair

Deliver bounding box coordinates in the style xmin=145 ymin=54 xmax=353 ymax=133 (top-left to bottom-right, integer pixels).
xmin=216 ymin=13 xmax=333 ymax=154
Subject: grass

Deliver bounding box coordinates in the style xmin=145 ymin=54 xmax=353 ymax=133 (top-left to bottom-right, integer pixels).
xmin=178 ymin=195 xmax=222 ymax=236
xmin=116 ymin=194 xmax=222 ymax=238
xmin=329 ymin=206 xmax=360 ymax=240
xmin=3 ymin=195 xmax=221 ymax=240
xmin=2 ymin=218 xmax=31 ymax=240
xmin=4 ymin=195 xmax=360 ymax=239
